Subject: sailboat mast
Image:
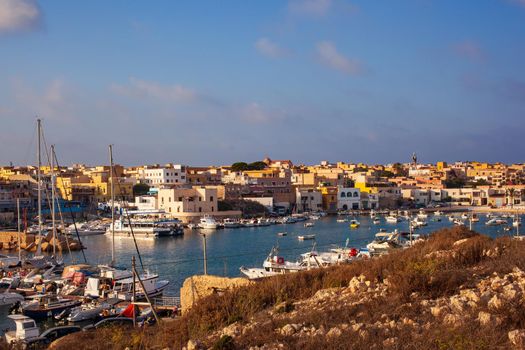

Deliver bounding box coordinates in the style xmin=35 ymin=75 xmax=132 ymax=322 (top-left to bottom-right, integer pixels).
xmin=36 ymin=118 xmax=42 ymax=255
xmin=17 ymin=198 xmax=21 ymax=262
xmin=109 ymin=144 xmax=115 ymax=265
xmin=51 ymin=144 xmax=56 ymax=257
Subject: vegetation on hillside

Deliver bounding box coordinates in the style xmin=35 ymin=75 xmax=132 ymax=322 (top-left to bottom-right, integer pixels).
xmin=44 ymin=227 xmax=525 ymax=349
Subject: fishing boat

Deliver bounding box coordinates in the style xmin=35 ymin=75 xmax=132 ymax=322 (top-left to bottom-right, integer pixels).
xmin=298 ymin=234 xmax=316 ymax=241
xmin=22 ymin=294 xmax=82 ymax=320
xmin=349 ymin=219 xmax=360 ymax=229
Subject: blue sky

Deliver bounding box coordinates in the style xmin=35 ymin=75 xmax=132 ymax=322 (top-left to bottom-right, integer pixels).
xmin=1 ymin=0 xmax=524 ymax=166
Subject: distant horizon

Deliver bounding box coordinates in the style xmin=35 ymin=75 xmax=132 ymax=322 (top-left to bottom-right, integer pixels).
xmin=1 ymin=1 xmax=524 ymax=165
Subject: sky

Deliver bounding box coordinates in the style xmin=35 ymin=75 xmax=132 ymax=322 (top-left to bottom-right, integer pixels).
xmin=0 ymin=0 xmax=524 ymax=166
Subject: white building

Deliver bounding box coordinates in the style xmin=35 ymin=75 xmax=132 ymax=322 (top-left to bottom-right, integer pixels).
xmin=337 ymin=187 xmax=361 ymax=210
xmin=295 ymin=188 xmax=323 ymax=213
xmin=139 ymin=165 xmax=186 ymax=186
xmin=134 ymin=195 xmax=158 ymax=211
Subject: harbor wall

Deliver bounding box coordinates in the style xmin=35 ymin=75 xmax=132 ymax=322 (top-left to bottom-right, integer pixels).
xmin=180 ymin=274 xmax=252 ymax=314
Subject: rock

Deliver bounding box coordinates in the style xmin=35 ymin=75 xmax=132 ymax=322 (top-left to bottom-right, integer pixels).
xmin=349 ymin=277 xmax=366 ymax=293
xmin=450 ymin=296 xmax=466 ymax=313
xmin=187 ymin=339 xmax=203 ymax=350
xmin=327 ymin=327 xmax=342 ymax=338
xmin=358 ymin=329 xmax=369 ymax=339
xmin=443 ymin=314 xmax=463 ymax=328
xmin=280 ymin=324 xmax=297 ymax=336
xmin=508 ymin=329 xmax=525 ymax=348
xmin=478 ymin=311 xmax=501 ymax=327
xmin=431 ymin=306 xmax=445 ymax=317
xmin=453 ymin=238 xmax=469 ymax=246
xmin=383 ymin=337 xmax=398 ymax=347
xmin=352 ymin=323 xmax=364 ymax=332
xmin=488 ymin=295 xmax=504 ymax=310
xmin=503 ymin=284 xmax=520 ymax=301
xmin=461 ymin=289 xmax=480 ymax=304
xmin=222 ymin=322 xmax=241 ymax=338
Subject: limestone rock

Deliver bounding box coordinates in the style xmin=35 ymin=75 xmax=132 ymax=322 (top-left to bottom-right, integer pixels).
xmin=508 ymin=329 xmax=525 ymax=348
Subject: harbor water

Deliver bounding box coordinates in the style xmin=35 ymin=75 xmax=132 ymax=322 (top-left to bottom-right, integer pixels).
xmin=60 ymin=213 xmax=523 ymax=294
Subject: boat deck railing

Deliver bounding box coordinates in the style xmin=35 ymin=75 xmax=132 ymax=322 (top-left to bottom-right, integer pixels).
xmin=151 ymin=296 xmax=181 ymax=309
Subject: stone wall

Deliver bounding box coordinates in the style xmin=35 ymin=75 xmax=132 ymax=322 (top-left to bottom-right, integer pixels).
xmin=180 ymin=274 xmax=252 ymax=314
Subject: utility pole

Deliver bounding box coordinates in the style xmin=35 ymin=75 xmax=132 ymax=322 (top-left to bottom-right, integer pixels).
xmin=202 ymin=233 xmax=208 ymax=275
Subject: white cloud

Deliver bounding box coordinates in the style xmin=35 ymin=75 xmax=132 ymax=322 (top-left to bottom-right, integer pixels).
xmin=316 ymin=41 xmax=362 ymax=75
xmin=111 ymin=78 xmax=197 ymax=103
xmin=255 ymin=38 xmax=286 ymax=59
xmin=0 ymin=0 xmax=41 ymax=33
xmin=288 ymin=0 xmax=332 ymax=16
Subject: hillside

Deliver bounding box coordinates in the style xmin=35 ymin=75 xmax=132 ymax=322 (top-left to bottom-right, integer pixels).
xmin=49 ymin=226 xmax=525 ymax=349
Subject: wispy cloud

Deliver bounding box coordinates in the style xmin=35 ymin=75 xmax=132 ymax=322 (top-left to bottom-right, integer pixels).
xmin=507 ymin=0 xmax=525 ymax=8
xmin=111 ymin=78 xmax=197 ymax=103
xmin=316 ymin=41 xmax=362 ymax=75
xmin=255 ymin=37 xmax=287 ymax=59
xmin=288 ymin=0 xmax=332 ymax=17
xmin=0 ymin=0 xmax=42 ymax=34
xmin=453 ymin=40 xmax=486 ymax=62
xmin=238 ymin=102 xmax=286 ymax=124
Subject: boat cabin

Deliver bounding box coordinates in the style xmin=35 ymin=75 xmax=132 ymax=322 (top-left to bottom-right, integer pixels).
xmin=4 ymin=315 xmax=40 ymax=344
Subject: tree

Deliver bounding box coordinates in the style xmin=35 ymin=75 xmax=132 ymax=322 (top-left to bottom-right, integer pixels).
xmin=247 ymin=161 xmax=267 ymax=170
xmin=231 ymin=162 xmax=249 ymax=172
xmin=133 ymin=183 xmax=150 ymax=196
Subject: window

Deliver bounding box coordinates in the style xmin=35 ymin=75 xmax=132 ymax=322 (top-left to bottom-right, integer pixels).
xmin=211 ymin=206 xmax=214 ymax=211
xmin=353 ymin=192 xmax=359 ymax=197
xmin=341 ymin=192 xmax=346 ymax=198
xmin=169 ymin=197 xmax=171 ymax=202
xmin=210 ymin=196 xmax=214 ymax=201
xmin=199 ymin=207 xmax=202 ymax=212
xmin=347 ymin=192 xmax=352 ymax=197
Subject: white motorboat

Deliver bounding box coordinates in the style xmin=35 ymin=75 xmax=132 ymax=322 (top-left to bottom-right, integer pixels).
xmin=309 ymin=214 xmax=321 ymax=220
xmin=336 ymin=218 xmax=348 ymax=223
xmin=223 ymin=218 xmax=240 ymax=228
xmin=109 ymin=273 xmax=169 ymax=301
xmin=386 ymin=215 xmax=400 ymax=223
xmin=239 ymin=247 xmax=309 ymax=279
xmin=198 ymin=216 xmax=218 ymax=230
xmin=304 ymin=222 xmax=314 ymax=228
xmin=241 ymin=219 xmax=257 ymax=227
xmin=298 ymin=234 xmax=316 ymax=241
xmin=411 ymin=217 xmax=427 ymax=228
xmin=67 ymin=300 xmax=112 ymax=322
xmin=0 ymin=254 xmax=19 ymax=269
xmin=417 ymin=210 xmax=428 ymax=219
xmin=0 ymin=291 xmax=24 ymax=307
xmin=373 ymin=218 xmax=381 ymax=225
xmin=434 ymin=211 xmax=443 ymax=216
xmin=486 ymin=218 xmax=507 ymax=226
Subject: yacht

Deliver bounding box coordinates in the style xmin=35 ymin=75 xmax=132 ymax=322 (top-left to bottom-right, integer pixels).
xmin=411 ymin=217 xmax=427 ymax=228
xmin=367 ymin=230 xmax=421 ymax=255
xmin=198 ymin=216 xmax=218 ymax=230
xmin=67 ymin=300 xmax=113 ymax=322
xmin=22 ymin=294 xmax=82 ymax=320
xmin=106 ymin=218 xmax=174 ymax=238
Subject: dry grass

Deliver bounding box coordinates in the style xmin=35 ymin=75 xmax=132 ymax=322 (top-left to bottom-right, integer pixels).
xmin=47 ymin=226 xmax=525 ymax=349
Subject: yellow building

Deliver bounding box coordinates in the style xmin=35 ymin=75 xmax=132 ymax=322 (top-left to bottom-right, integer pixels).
xmin=56 ymin=174 xmax=133 ymax=203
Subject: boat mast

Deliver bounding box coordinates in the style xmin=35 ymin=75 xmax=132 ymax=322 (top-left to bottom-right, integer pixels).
xmin=36 ymin=118 xmax=42 ymax=256
xmin=109 ymin=144 xmax=115 ymax=265
xmin=17 ymin=197 xmax=21 ymax=262
xmin=51 ymin=144 xmax=56 ymax=257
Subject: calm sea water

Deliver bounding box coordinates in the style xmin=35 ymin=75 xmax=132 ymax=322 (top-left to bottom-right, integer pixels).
xmin=1 ymin=213 xmax=522 ymax=335
xmin=64 ymin=213 xmax=522 ymax=294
